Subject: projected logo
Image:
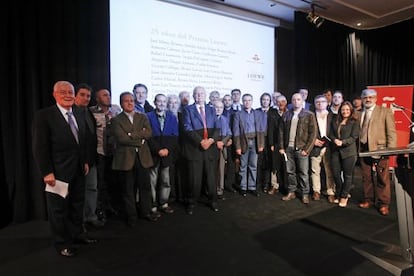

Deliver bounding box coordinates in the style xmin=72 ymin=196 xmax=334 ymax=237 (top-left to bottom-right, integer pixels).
xmin=247 ymin=54 xmax=265 ymax=81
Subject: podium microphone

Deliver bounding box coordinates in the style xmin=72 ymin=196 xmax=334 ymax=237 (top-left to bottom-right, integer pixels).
xmin=392 ymin=103 xmax=406 ymax=110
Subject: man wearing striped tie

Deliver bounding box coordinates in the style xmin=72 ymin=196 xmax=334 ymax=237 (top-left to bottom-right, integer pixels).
xmin=32 ymin=81 xmax=94 ymax=257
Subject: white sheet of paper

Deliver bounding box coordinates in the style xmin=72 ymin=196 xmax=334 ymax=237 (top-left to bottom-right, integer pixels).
xmin=45 ymin=179 xmax=69 ymax=198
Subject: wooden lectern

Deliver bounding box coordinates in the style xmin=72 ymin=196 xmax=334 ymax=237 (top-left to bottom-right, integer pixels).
xmin=354 ymin=147 xmax=414 ymax=275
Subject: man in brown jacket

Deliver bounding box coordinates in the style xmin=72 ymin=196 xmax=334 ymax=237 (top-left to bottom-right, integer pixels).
xmin=279 ymin=93 xmax=317 ymax=204
xmin=358 ymin=88 xmax=396 ymax=216
xmin=112 ymin=92 xmax=157 ymax=226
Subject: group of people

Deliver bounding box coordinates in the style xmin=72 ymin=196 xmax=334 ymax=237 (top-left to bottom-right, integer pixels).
xmin=32 ymin=81 xmax=396 ymax=257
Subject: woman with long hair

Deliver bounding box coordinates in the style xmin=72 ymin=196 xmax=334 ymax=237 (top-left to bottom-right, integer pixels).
xmin=329 ymin=101 xmax=360 ymax=207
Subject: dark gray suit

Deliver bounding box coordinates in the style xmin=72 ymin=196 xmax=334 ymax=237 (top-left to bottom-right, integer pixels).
xmin=32 ymin=104 xmax=87 ymax=250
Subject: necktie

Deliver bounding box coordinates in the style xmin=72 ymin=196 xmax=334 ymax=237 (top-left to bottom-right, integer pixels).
xmin=67 ymin=111 xmax=79 ymax=144
xmin=199 ymin=105 xmax=208 ymax=139
xmin=360 ymin=109 xmax=371 ymax=144
xmin=158 ymin=114 xmax=165 ymax=131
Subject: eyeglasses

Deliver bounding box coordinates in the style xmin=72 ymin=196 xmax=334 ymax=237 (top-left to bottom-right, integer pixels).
xmin=56 ymin=90 xmax=74 ymax=96
xmin=315 ymin=101 xmax=327 ymax=104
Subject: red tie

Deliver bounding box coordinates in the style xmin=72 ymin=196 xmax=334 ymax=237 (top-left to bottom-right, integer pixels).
xmin=199 ymin=105 xmax=208 ymax=139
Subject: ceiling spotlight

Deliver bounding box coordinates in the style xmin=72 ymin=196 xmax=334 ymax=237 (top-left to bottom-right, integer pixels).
xmin=306 ymin=4 xmax=324 ymax=28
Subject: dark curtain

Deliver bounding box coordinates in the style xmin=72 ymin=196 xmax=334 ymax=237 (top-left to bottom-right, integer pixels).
xmin=0 ymin=0 xmax=110 ymax=227
xmin=294 ymin=11 xmax=414 ymax=100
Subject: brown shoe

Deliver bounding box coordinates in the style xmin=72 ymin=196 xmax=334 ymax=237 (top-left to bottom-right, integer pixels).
xmin=267 ymin=187 xmax=278 ymax=195
xmin=379 ymin=206 xmax=389 ymax=216
xmin=339 ymin=197 xmax=348 ymax=208
xmin=282 ymin=192 xmax=296 ymax=201
xmin=327 ymin=195 xmax=336 ymax=203
xmin=359 ymin=201 xmax=373 ymax=209
xmin=312 ymin=192 xmax=320 ymax=201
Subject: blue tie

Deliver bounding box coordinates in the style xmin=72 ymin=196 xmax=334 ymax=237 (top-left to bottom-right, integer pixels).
xmin=67 ymin=111 xmax=79 ymax=144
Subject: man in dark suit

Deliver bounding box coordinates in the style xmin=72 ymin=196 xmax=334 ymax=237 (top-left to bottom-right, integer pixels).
xmin=32 ymin=81 xmax=96 ymax=257
xmin=111 ymin=92 xmax=157 ymax=227
xmin=182 ymin=86 xmax=220 ymax=214
xmin=133 ymin=83 xmax=154 ymax=113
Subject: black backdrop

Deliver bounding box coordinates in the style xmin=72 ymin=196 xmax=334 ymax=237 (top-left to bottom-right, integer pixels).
xmin=294 ymin=11 xmax=414 ymax=99
xmin=1 ymin=1 xmax=413 ymax=228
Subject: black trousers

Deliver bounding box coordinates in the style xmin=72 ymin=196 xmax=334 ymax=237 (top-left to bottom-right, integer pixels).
xmin=118 ymin=154 xmax=152 ymax=221
xmin=186 ymin=153 xmax=218 ymax=206
xmin=46 ymin=170 xmax=84 ymax=251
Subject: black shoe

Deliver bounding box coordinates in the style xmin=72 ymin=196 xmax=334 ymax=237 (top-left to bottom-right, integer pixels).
xmin=142 ymin=213 xmax=158 ymax=222
xmin=127 ymin=218 xmax=137 ymax=227
xmin=160 ymin=206 xmax=174 ymax=214
xmin=96 ymin=209 xmax=107 ymax=222
xmin=209 ymin=202 xmax=219 ymax=212
xmin=85 ymin=219 xmax=105 ymax=228
xmin=186 ymin=204 xmax=195 ymax=215
xmin=240 ymin=190 xmax=247 ymax=197
xmin=151 ymin=210 xmax=162 ymax=218
xmin=225 ymin=187 xmax=237 ymax=193
xmin=59 ymin=247 xmax=77 ymax=257
xmin=217 ymin=194 xmax=226 ymax=200
xmin=250 ymin=190 xmax=260 ymax=197
xmin=75 ymin=236 xmax=98 ymax=245
xmin=263 ymin=188 xmax=268 ymax=193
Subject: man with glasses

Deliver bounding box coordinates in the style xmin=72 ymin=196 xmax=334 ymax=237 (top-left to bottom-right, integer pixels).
xmin=358 ymin=89 xmax=396 ymax=216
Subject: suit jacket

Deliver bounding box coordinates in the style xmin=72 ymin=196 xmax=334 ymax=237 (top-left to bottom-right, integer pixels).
xmin=147 ymin=110 xmax=179 ymax=167
xmin=215 ymin=115 xmax=232 ymax=144
xmin=134 ymin=100 xmax=154 ymax=113
xmin=267 ymin=108 xmax=282 ymax=149
xmin=74 ymin=105 xmax=97 ymax=166
xmin=232 ymin=109 xmax=265 ymax=154
xmin=111 ymin=112 xmax=154 ymax=170
xmin=310 ymin=112 xmax=333 ymax=157
xmin=329 ymin=118 xmax=360 ymax=159
xmin=360 ymin=105 xmax=397 ymax=151
xmin=32 ymin=105 xmax=87 ymax=183
xmin=182 ymin=103 xmax=219 ymax=160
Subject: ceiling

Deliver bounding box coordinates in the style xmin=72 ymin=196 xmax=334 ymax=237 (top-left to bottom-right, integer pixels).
xmin=205 ymin=0 xmax=414 ymax=30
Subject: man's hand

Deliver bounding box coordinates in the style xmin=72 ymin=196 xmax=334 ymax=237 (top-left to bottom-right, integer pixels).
xmin=84 ymin=164 xmax=90 ymax=175
xmin=258 ymin=147 xmax=264 ymax=153
xmin=300 ymin=150 xmax=308 ymax=156
xmin=216 ymin=141 xmax=224 ymax=150
xmin=279 ymin=149 xmax=285 ymax=155
xmin=44 ymin=173 xmax=56 ymax=187
xmin=236 ymin=149 xmax=242 ymax=156
xmin=201 ymin=138 xmax=214 ymax=150
xmin=314 ymin=138 xmax=324 ymax=147
xmin=158 ymin=148 xmax=169 ymax=157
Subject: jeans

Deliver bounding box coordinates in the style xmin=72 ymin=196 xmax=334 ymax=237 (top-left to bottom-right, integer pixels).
xmin=83 ymin=165 xmax=98 ymax=222
xmin=239 ymin=139 xmax=258 ymax=191
xmin=149 ymin=163 xmax=171 ymax=207
xmin=286 ymin=147 xmax=310 ymax=195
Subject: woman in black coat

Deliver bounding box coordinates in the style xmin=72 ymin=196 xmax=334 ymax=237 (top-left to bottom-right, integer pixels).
xmin=329 ymin=101 xmax=360 ymax=207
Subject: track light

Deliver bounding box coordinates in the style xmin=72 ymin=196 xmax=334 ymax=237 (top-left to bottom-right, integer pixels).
xmin=306 ymin=4 xmax=324 ymax=28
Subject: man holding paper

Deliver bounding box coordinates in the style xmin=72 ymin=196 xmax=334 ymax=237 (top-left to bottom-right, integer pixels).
xmin=32 ymin=81 xmax=96 ymax=257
